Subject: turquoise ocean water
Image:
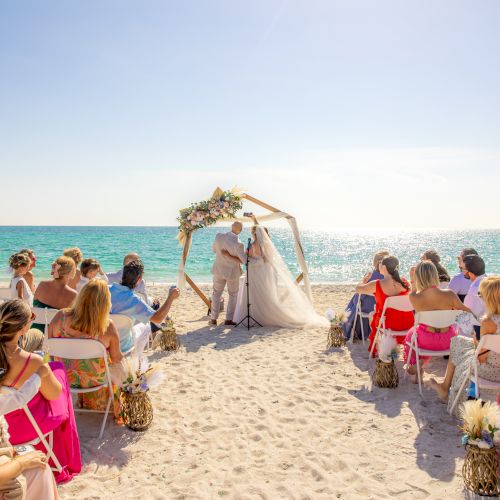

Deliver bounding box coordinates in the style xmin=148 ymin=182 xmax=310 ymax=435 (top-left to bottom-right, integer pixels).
xmin=0 ymin=227 xmax=499 ymax=284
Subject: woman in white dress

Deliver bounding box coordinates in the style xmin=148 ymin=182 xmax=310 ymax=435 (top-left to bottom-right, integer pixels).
xmin=8 ymin=253 xmax=34 ymax=307
xmin=232 ymin=220 xmax=328 ymax=329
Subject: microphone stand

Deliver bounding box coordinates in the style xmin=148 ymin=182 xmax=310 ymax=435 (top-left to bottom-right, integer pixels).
xmin=237 ymin=237 xmax=262 ymax=331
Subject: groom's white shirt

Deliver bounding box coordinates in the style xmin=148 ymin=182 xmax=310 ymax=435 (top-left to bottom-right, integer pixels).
xmin=212 ymin=231 xmax=246 ymax=280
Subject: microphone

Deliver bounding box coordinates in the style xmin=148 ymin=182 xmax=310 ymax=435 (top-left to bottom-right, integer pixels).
xmin=247 ymin=237 xmax=252 ymax=252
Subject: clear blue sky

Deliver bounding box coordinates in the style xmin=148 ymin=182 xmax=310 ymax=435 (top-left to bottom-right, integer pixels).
xmin=1 ymin=1 xmax=499 ymax=228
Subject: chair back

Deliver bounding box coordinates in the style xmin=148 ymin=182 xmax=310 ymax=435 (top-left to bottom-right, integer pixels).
xmin=414 ymin=310 xmax=462 ymax=329
xmin=109 ymin=314 xmax=133 ymax=331
xmin=384 ymin=295 xmax=413 ymax=312
xmin=476 ymin=334 xmax=500 ymax=356
xmin=32 ymin=307 xmax=59 ymax=350
xmin=0 ymin=287 xmax=16 ymax=301
xmin=32 ymin=307 xmax=59 ymax=325
xmin=47 ymin=337 xmax=108 ymax=360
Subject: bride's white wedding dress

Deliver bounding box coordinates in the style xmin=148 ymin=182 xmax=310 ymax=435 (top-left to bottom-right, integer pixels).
xmin=233 ymin=227 xmax=328 ymax=328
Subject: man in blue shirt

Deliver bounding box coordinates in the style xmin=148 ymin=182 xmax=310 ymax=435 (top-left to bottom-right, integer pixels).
xmin=109 ymin=260 xmax=180 ymax=354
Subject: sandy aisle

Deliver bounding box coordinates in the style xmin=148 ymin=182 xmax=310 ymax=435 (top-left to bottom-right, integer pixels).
xmin=59 ymin=284 xmax=465 ymax=499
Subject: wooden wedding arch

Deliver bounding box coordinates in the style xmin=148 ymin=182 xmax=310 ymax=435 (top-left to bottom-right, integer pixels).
xmin=176 ymin=189 xmax=313 ymax=308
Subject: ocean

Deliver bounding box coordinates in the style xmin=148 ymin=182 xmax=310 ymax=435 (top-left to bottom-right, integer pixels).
xmin=0 ymin=226 xmax=499 ymax=284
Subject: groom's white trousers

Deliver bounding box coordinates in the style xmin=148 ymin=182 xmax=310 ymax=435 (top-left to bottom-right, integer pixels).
xmin=211 ymin=276 xmax=240 ymax=321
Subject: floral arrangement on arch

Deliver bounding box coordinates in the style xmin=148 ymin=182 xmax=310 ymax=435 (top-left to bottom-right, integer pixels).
xmin=177 ymin=188 xmax=243 ymax=237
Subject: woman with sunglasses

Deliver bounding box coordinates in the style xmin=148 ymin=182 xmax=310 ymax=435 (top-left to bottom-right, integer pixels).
xmin=0 ymin=299 xmax=82 ymax=483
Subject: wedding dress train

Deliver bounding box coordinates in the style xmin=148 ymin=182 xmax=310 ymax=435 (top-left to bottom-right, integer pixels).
xmin=233 ymin=227 xmax=328 ymax=329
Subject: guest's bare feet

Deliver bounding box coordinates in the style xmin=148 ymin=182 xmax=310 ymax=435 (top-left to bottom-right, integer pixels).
xmin=429 ymin=378 xmax=449 ymax=403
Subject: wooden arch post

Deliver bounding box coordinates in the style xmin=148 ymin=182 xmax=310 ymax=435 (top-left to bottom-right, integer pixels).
xmin=178 ymin=191 xmax=308 ymax=308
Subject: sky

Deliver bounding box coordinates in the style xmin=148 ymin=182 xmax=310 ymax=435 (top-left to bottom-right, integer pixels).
xmin=0 ymin=0 xmax=499 ymax=229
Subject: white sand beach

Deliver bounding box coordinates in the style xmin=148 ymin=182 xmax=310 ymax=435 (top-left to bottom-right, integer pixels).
xmin=56 ymin=284 xmax=467 ymax=499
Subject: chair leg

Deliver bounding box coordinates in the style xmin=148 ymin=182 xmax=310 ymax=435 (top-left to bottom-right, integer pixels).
xmin=99 ymin=391 xmax=113 ymax=439
xmin=349 ymin=311 xmax=358 ymax=344
xmin=369 ymin=331 xmax=378 ymax=358
xmin=360 ymin=317 xmax=365 ymax=346
xmin=449 ymin=371 xmax=470 ymax=415
xmin=415 ymin=344 xmax=423 ymax=397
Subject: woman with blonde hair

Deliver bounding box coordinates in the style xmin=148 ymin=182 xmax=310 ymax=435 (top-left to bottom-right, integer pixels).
xmin=430 ymin=276 xmax=500 ymax=415
xmin=63 ymin=248 xmax=83 ymax=290
xmin=32 ymin=257 xmax=77 ymax=332
xmin=402 ymin=261 xmax=469 ymax=381
xmin=48 ymin=280 xmax=123 ymax=416
xmin=9 ymin=253 xmax=34 ymax=307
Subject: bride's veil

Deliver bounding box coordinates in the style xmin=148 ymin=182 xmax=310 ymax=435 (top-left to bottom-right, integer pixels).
xmin=255 ymin=226 xmax=323 ymax=323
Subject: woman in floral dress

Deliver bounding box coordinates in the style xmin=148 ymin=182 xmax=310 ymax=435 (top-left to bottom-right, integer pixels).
xmin=48 ymin=280 xmax=123 ymax=417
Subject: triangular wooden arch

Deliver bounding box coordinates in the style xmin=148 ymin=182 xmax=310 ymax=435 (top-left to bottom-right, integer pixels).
xmin=177 ymin=192 xmax=312 ymax=309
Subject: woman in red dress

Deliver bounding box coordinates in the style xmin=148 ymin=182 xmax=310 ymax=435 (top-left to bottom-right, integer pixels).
xmin=355 ymin=256 xmax=414 ymax=356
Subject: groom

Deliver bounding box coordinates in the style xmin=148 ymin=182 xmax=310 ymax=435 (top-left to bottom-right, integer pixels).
xmin=209 ymin=221 xmax=246 ymax=326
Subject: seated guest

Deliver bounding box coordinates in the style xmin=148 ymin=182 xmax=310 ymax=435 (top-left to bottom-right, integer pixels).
xmin=9 ymin=253 xmax=34 ymax=307
xmin=19 ymin=249 xmax=37 ymax=293
xmin=449 ymin=248 xmax=478 ymax=302
xmin=420 ymin=249 xmax=450 ymax=285
xmin=107 ymin=253 xmax=155 ymax=306
xmin=49 ymin=280 xmax=122 ymax=418
xmin=32 ymin=257 xmax=77 ymax=332
xmin=342 ymin=250 xmax=389 ymax=340
xmin=0 ymin=367 xmax=59 ymax=500
xmin=109 ymin=260 xmax=180 ymax=354
xmin=356 ymin=256 xmax=414 ymax=356
xmin=76 ymin=259 xmax=108 ymax=292
xmin=63 ymin=248 xmax=83 ymax=291
xmin=430 ymin=276 xmax=500 ymax=416
xmin=402 ymin=261 xmax=470 ymax=382
xmin=463 ymin=254 xmax=487 ymax=320
xmin=0 ymin=300 xmax=81 ymax=483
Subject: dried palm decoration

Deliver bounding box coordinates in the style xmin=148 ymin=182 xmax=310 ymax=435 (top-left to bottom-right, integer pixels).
xmin=153 ymin=318 xmax=180 ymax=351
xmin=325 ymin=309 xmax=347 ymax=349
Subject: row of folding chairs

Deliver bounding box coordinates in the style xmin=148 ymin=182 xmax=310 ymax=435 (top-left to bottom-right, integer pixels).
xmin=351 ymin=292 xmax=500 ymax=408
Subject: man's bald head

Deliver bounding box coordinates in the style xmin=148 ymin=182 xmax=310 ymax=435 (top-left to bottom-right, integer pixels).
xmin=231 ymin=222 xmax=243 ymax=235
xmin=123 ymin=253 xmax=141 ymax=266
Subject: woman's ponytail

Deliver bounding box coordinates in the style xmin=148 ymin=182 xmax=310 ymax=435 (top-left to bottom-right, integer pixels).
xmin=381 ymin=256 xmax=409 ymax=290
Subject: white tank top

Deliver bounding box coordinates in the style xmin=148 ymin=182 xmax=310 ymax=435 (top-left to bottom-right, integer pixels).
xmin=10 ymin=276 xmax=34 ymax=307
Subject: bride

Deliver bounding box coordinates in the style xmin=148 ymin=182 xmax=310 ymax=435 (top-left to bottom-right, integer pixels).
xmin=230 ymin=217 xmax=328 ymax=328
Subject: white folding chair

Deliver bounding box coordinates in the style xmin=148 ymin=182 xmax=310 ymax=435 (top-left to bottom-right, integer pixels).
xmin=449 ymin=334 xmax=500 ymax=415
xmin=109 ymin=313 xmax=136 ymax=355
xmin=0 ymin=287 xmax=16 ymax=303
xmin=47 ymin=338 xmax=114 ymax=438
xmin=405 ymin=310 xmax=462 ymax=396
xmin=32 ymin=307 xmax=59 ymax=350
xmin=349 ymin=294 xmax=373 ymax=345
xmin=2 ymin=387 xmax=63 ymax=473
xmin=369 ymin=295 xmax=414 ymax=358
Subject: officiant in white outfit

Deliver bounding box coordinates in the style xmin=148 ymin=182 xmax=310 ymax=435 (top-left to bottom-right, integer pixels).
xmin=209 ymin=222 xmax=246 ymax=326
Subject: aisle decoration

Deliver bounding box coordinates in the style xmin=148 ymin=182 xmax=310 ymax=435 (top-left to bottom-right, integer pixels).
xmin=371 ymin=334 xmax=399 ymax=388
xmin=115 ymin=357 xmax=164 ymax=431
xmin=460 ymin=400 xmax=500 ymax=497
xmin=153 ymin=318 xmax=180 ymax=351
xmin=325 ymin=309 xmax=347 ymax=348
xmin=177 ymin=188 xmax=243 ymax=244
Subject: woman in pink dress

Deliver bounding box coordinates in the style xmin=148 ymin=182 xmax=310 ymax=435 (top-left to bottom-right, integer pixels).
xmin=0 ymin=300 xmax=81 ymax=484
xmin=403 ymin=260 xmax=470 ymax=382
